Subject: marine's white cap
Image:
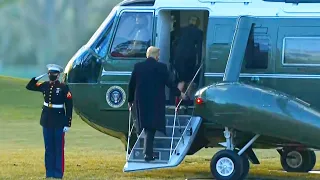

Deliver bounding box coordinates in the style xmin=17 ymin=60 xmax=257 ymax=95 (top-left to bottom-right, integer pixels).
xmin=46 ymin=64 xmax=63 ymax=73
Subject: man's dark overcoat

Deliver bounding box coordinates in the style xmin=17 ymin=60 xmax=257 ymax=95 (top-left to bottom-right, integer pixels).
xmin=128 ymin=57 xmax=181 ymax=134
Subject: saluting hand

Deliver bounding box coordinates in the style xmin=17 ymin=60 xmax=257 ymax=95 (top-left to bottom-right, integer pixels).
xmin=35 ymin=73 xmax=47 ymax=80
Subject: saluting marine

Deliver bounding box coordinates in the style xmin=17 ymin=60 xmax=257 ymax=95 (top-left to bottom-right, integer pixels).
xmin=26 ymin=64 xmax=73 ymax=179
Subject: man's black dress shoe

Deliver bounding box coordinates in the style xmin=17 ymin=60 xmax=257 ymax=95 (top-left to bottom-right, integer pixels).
xmin=144 ymin=155 xmax=155 ymax=162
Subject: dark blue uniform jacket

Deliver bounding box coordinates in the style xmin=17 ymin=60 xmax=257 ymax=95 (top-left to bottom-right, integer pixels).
xmin=26 ymin=77 xmax=73 ymax=128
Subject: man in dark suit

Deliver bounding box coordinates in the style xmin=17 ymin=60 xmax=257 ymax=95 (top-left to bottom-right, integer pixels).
xmin=26 ymin=64 xmax=73 ymax=179
xmin=128 ymin=46 xmax=186 ymax=161
xmin=173 ymin=16 xmax=203 ymax=85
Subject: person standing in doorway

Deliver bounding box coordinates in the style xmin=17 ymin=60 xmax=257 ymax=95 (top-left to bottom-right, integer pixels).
xmin=128 ymin=46 xmax=186 ymax=161
xmin=26 ymin=64 xmax=73 ymax=179
xmin=173 ymin=15 xmax=203 ymax=85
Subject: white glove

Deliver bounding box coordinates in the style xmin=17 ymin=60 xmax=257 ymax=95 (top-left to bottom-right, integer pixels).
xmin=35 ymin=73 xmax=47 ymax=80
xmin=63 ymin=126 xmax=70 ymax=132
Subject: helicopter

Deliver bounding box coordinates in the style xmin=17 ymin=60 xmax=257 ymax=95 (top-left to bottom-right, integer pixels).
xmin=63 ymin=0 xmax=320 ymax=179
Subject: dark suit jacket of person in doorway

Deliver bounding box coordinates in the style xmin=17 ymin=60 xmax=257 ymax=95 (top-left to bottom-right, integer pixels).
xmin=173 ymin=16 xmax=203 ymax=84
xmin=128 ymin=46 xmax=186 ymax=161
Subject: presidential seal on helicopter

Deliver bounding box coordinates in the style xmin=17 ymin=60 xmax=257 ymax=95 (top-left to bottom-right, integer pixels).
xmin=106 ymin=86 xmax=126 ymax=108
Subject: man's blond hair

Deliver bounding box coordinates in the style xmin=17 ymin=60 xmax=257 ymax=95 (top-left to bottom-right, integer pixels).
xmin=146 ymin=46 xmax=160 ymax=59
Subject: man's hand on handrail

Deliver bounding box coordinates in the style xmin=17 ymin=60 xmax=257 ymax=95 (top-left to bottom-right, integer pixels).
xmin=177 ymin=81 xmax=188 ymax=100
xmin=128 ymin=102 xmax=133 ymax=110
xmin=180 ymin=92 xmax=187 ymax=100
xmin=178 ymin=81 xmax=185 ymax=92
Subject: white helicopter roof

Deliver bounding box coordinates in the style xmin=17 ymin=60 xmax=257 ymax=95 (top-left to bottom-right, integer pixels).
xmin=117 ymin=0 xmax=320 ymax=17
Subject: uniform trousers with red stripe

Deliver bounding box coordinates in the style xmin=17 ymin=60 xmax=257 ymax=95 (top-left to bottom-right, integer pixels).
xmin=42 ymin=127 xmax=65 ymax=179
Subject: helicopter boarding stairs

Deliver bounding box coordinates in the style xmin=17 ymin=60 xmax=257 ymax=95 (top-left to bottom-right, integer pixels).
xmin=123 ymin=66 xmax=203 ymax=172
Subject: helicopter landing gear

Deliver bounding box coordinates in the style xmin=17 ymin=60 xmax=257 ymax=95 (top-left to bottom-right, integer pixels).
xmin=279 ymin=148 xmax=316 ymax=172
xmin=210 ymin=127 xmax=260 ymax=180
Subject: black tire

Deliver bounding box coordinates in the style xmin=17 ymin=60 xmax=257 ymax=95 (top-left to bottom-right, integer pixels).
xmin=239 ymin=153 xmax=250 ymax=179
xmin=280 ymin=149 xmax=316 ymax=172
xmin=234 ymin=149 xmax=250 ymax=179
xmin=305 ymin=150 xmax=316 ymax=172
xmin=210 ymin=150 xmax=244 ymax=180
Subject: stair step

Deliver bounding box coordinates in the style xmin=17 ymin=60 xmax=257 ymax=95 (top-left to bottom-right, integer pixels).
xmin=165 ymin=105 xmax=195 ymax=110
xmin=155 ymin=126 xmax=186 ymax=137
xmin=131 ymin=148 xmax=171 ymax=161
xmin=135 ymin=147 xmax=171 ymax=151
xmin=124 ymin=116 xmax=203 ymax=172
xmin=128 ymin=158 xmax=168 ymax=164
xmin=137 ymin=137 xmax=180 ymax=149
xmin=166 ymin=115 xmax=191 ymax=126
xmin=165 ymin=105 xmax=195 ymax=115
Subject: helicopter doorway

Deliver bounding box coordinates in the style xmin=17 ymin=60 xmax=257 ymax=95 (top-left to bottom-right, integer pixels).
xmin=155 ymin=9 xmax=209 ymax=106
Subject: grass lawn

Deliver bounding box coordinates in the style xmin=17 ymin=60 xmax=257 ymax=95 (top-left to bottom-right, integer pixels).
xmin=1 ymin=75 xmax=320 ymax=179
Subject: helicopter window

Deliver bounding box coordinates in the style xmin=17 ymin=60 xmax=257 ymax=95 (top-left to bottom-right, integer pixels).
xmin=110 ymin=12 xmax=153 ymax=58
xmin=244 ymin=34 xmax=269 ymax=69
xmin=67 ymin=47 xmax=102 ymax=84
xmin=93 ymin=23 xmax=114 ymax=57
xmin=87 ymin=7 xmax=117 ymax=48
xmin=283 ymin=37 xmax=320 ymax=65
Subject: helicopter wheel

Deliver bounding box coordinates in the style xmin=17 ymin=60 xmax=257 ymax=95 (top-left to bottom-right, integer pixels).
xmin=280 ymin=148 xmax=316 ymax=172
xmin=240 ymin=154 xmax=250 ymax=179
xmin=235 ymin=149 xmax=250 ymax=179
xmin=210 ymin=149 xmax=249 ymax=180
xmin=305 ymin=150 xmax=317 ymax=172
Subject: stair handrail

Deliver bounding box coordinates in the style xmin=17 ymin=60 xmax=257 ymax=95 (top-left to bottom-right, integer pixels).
xmin=175 ymin=61 xmax=204 ymax=132
xmin=169 ymin=62 xmax=204 ymax=158
xmin=126 ymin=106 xmax=135 ymax=161
xmin=175 ymin=62 xmax=204 ymax=111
